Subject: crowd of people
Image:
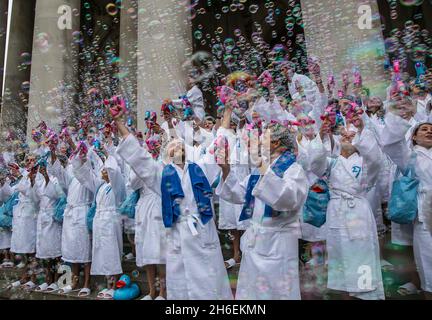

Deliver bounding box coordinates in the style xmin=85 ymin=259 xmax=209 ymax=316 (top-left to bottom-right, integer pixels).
xmin=0 ymin=56 xmax=431 ymax=300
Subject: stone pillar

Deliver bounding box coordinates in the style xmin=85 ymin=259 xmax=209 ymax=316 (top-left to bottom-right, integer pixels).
xmin=136 ymin=0 xmax=192 ymax=132
xmin=118 ymin=0 xmax=137 ymax=120
xmin=0 ymin=0 xmax=36 ymax=140
xmin=25 ymin=0 xmax=81 ymax=142
xmin=0 ymin=0 xmax=8 ymax=104
xmin=301 ymin=0 xmax=388 ymax=98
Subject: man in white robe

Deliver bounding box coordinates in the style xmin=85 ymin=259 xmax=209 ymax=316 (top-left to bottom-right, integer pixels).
xmin=217 ymin=121 xmax=309 ymax=300
xmin=113 ymin=107 xmax=233 ymax=300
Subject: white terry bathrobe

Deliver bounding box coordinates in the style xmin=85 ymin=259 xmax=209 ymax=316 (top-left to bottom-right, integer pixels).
xmin=125 ymin=160 xmax=167 ymax=267
xmin=216 ymin=155 xmax=309 ymax=300
xmin=215 ymin=127 xmax=250 ymax=231
xmin=296 ymin=136 xmax=328 ymax=242
xmin=49 ymin=157 xmax=93 ymax=263
xmin=381 ymin=113 xmax=432 ymax=293
xmin=309 ymin=130 xmax=385 ymax=300
xmin=34 ymin=175 xmax=64 ymax=259
xmin=0 ymin=180 xmax=14 ymax=249
xmin=10 ymin=172 xmax=39 ymax=254
xmin=363 ymin=113 xmax=389 ymax=235
xmin=117 ymin=134 xmax=233 ymax=300
xmin=74 ymin=155 xmax=126 ymax=276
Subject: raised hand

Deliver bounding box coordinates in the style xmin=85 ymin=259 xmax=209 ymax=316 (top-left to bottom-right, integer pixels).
xmin=319 ymin=119 xmax=332 ymax=140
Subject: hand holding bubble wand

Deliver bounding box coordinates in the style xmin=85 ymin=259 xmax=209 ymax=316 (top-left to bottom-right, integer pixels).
xmin=104 ymin=95 xmax=128 ymax=119
xmin=45 ymin=129 xmax=59 ymax=153
xmin=342 ymin=71 xmax=350 ymax=96
xmin=37 ymin=121 xmax=48 ymax=136
xmin=144 ymin=111 xmax=158 ymax=136
xmin=216 ymin=85 xmax=240 ymax=110
xmin=390 ymin=60 xmax=409 ymax=98
xmin=345 ymin=102 xmax=364 ymax=129
xmin=352 ymin=68 xmax=363 ymax=98
xmin=69 ymin=141 xmax=88 ymax=162
xmin=212 ymin=135 xmax=230 ymax=167
xmin=327 ymin=73 xmax=336 ymax=98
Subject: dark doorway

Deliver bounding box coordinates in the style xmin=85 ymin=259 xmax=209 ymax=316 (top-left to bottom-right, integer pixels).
xmin=377 ymin=0 xmax=432 ymax=77
xmin=190 ymin=0 xmax=307 ymax=115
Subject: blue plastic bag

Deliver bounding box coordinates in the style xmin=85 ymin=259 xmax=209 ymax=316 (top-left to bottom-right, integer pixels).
xmin=53 ymin=196 xmax=67 ymax=223
xmin=118 ymin=190 xmax=140 ymax=219
xmin=388 ymin=158 xmax=419 ymax=224
xmin=3 ymin=192 xmax=19 ymax=214
xmin=0 ymin=192 xmax=19 ymax=229
xmin=0 ymin=210 xmax=12 ymax=228
xmin=303 ymin=179 xmax=330 ymax=228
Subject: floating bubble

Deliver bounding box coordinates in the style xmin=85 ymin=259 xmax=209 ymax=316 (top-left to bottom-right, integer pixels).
xmin=148 ymin=20 xmax=165 ymax=40
xmin=21 ymin=81 xmax=30 ymax=93
xmin=20 ymin=52 xmax=32 ymax=66
xmin=35 ymin=32 xmax=50 ymax=53
xmin=106 ymin=3 xmax=118 ymax=16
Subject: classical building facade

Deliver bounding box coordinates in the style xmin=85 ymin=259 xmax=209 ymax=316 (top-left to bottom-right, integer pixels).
xmin=2 ymin=0 xmax=428 ymax=145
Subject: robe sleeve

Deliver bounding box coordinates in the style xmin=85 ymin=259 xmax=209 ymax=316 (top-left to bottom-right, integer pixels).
xmin=71 ymin=155 xmax=102 ymax=194
xmin=253 ymin=163 xmax=308 ymax=212
xmin=352 ymin=127 xmax=383 ymax=188
xmin=116 ymin=134 xmax=162 ymax=196
xmin=104 ymin=155 xmax=126 ymax=207
xmin=215 ymin=171 xmax=248 ymax=205
xmin=127 ymin=169 xmax=145 ymax=192
xmin=48 ymin=159 xmax=72 ymax=192
xmin=309 ymin=92 xmax=328 ymax=129
xmin=306 ymin=134 xmax=330 ymax=178
xmin=381 ymin=112 xmax=412 ymax=172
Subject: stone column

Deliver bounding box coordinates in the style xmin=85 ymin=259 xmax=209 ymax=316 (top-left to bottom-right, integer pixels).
xmin=301 ymin=0 xmax=388 ymax=98
xmin=25 ymin=0 xmax=81 ymax=142
xmin=0 ymin=0 xmax=36 ymax=140
xmin=0 ymin=0 xmax=9 ymax=104
xmin=118 ymin=0 xmax=137 ymax=120
xmin=136 ymin=0 xmax=192 ymax=132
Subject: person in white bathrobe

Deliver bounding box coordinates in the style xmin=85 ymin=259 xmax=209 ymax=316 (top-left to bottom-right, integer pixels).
xmin=73 ymin=148 xmax=126 ymax=300
xmin=309 ymin=115 xmax=385 ymax=300
xmin=10 ymin=156 xmax=38 ymax=258
xmin=48 ymin=142 xmax=94 ymax=297
xmin=121 ymin=139 xmax=168 ymax=300
xmin=381 ymin=98 xmax=432 ymax=300
xmin=113 ymin=106 xmax=233 ymax=300
xmin=217 ymin=121 xmax=309 ymax=300
xmin=33 ymin=163 xmax=64 ymax=292
xmin=214 ymin=108 xmax=250 ymax=269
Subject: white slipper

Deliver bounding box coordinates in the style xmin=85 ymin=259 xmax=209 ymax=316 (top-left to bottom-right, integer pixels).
xmin=155 ymin=296 xmax=166 ymax=300
xmin=140 ymin=294 xmax=153 ymax=300
xmin=35 ymin=282 xmax=49 ymax=292
xmin=16 ymin=262 xmax=26 ymax=269
xmin=58 ymin=285 xmax=73 ymax=294
xmin=97 ymin=288 xmax=108 ymax=299
xmin=1 ymin=261 xmax=14 ymax=268
xmin=9 ymin=280 xmax=21 ymax=289
xmin=78 ymin=287 xmax=91 ymax=297
xmin=224 ymin=258 xmax=238 ymax=269
xmin=22 ymin=281 xmax=36 ymax=290
xmin=103 ymin=289 xmax=115 ymax=300
xmin=45 ymin=283 xmax=59 ymax=292
xmin=397 ymin=282 xmax=420 ymax=296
